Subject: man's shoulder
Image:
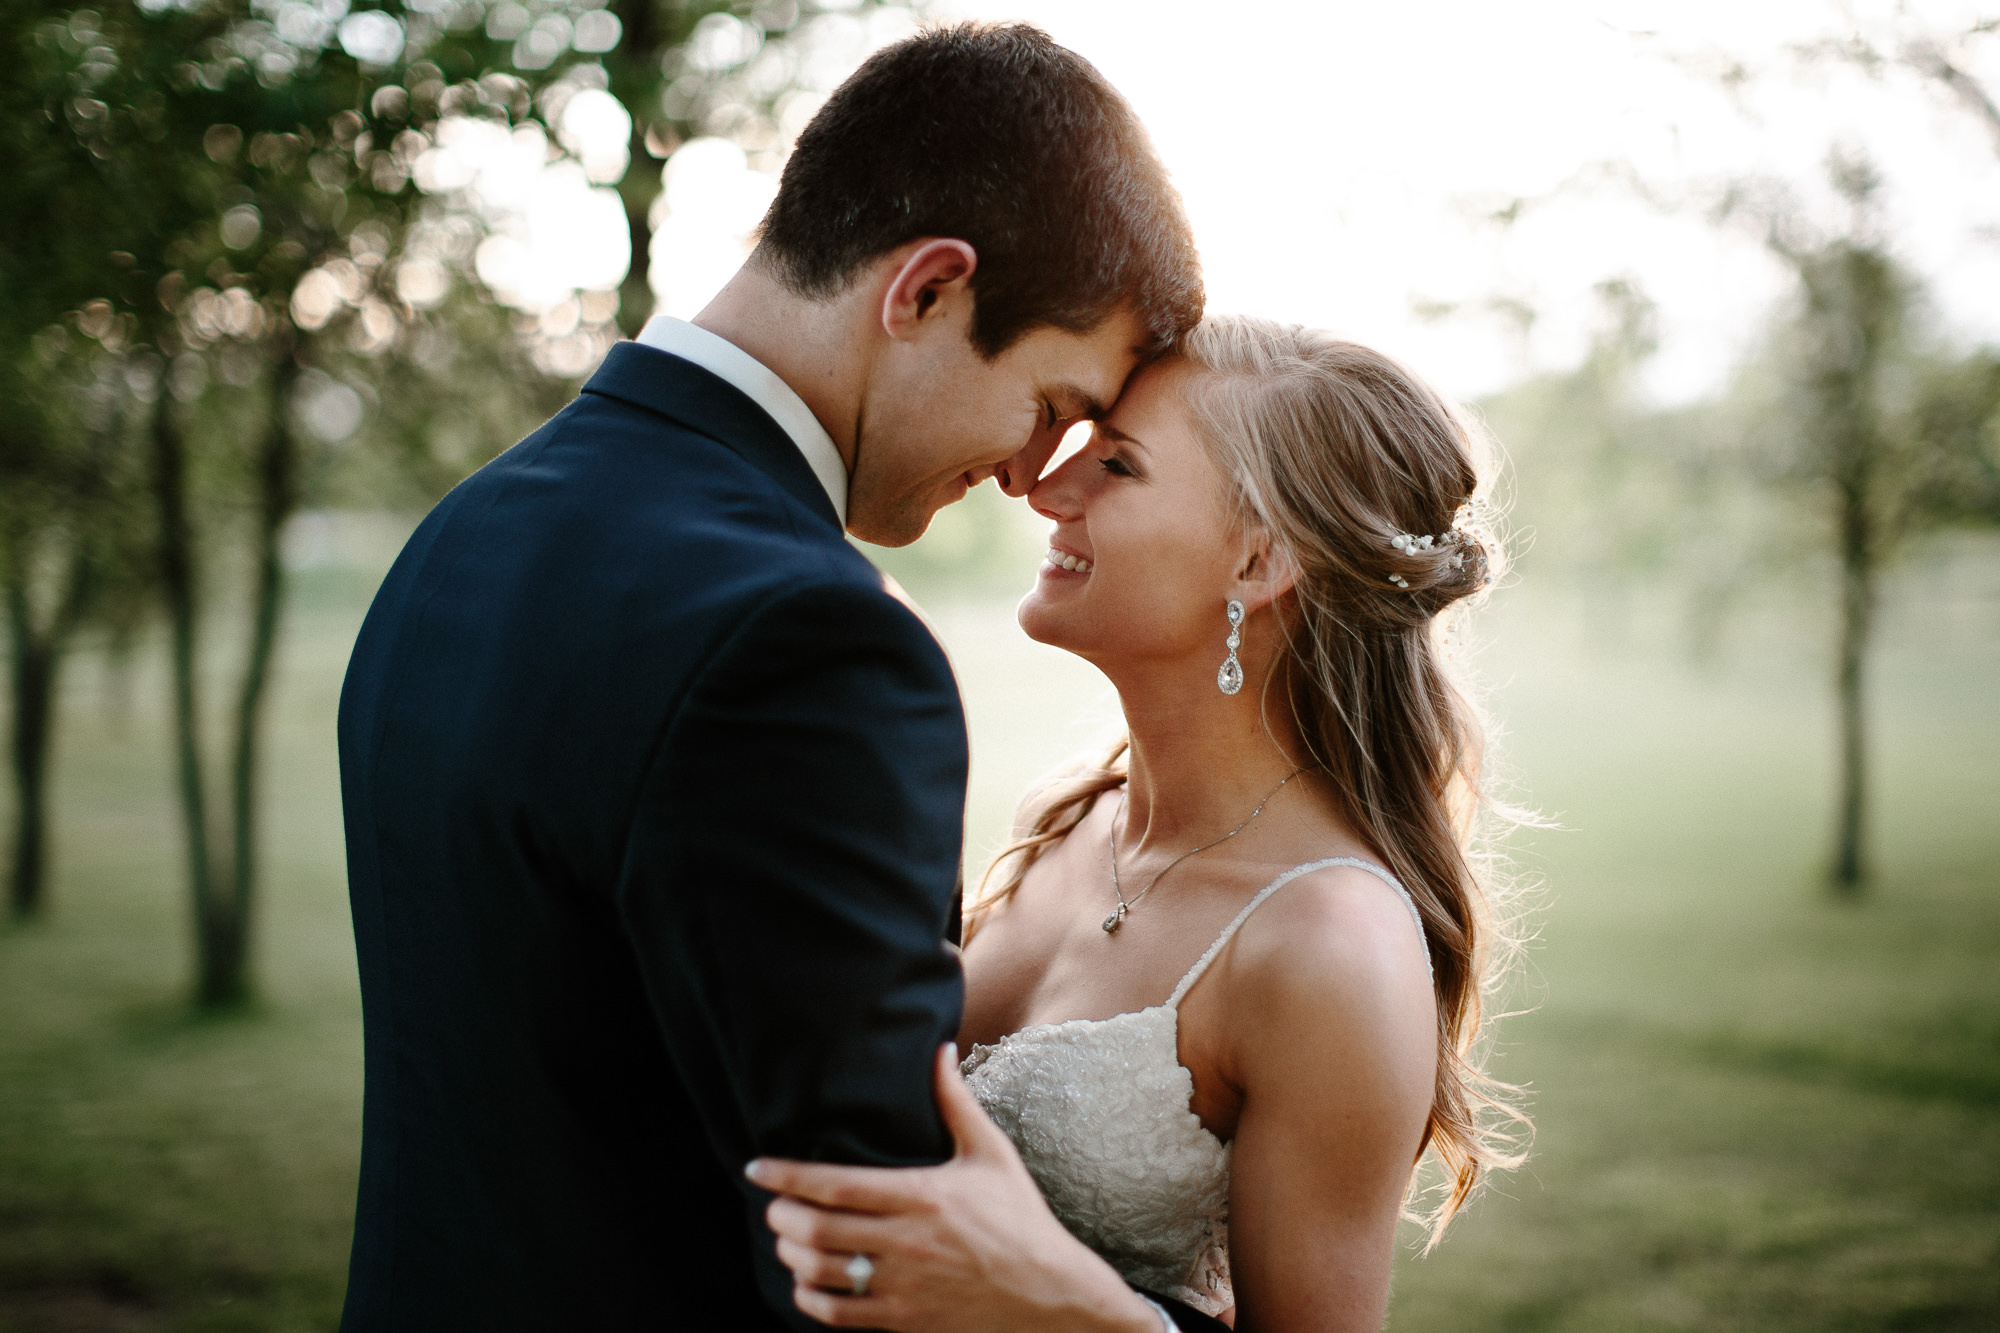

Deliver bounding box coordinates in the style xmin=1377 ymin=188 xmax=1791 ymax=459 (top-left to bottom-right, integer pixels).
xmin=495 ymin=388 xmax=937 ymax=651
xmin=436 ymin=377 xmax=841 ymax=573
xmin=716 ymin=559 xmax=958 ymax=688
xmin=502 ymin=382 xmax=820 ymax=512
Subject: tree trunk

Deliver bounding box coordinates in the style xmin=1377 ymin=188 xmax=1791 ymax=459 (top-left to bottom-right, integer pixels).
xmin=214 ymin=361 xmax=300 ymax=1004
xmin=1830 ymin=477 xmax=1874 ymax=895
xmin=618 ymin=183 xmax=655 ymax=337
xmin=7 ymin=532 xmax=95 ymax=919
xmin=6 ymin=578 xmax=55 ymax=919
xmin=610 ymin=0 xmax=665 ymax=337
xmin=149 ymin=392 xmax=225 ymax=1001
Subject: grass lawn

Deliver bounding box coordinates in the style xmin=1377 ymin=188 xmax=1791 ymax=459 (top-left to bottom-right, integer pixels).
xmin=1 ymin=552 xmax=1995 ymax=1331
xmin=1377 ymin=595 xmax=2000 ymax=1332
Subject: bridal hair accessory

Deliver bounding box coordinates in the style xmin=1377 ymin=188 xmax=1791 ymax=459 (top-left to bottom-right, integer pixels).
xmin=843 ymin=1252 xmax=874 ymax=1297
xmin=1101 ymin=767 xmax=1305 ymax=933
xmin=1217 ymin=600 xmax=1245 ymax=694
xmin=1386 ymin=532 xmax=1439 ymax=588
xmin=1387 ymin=498 xmax=1494 ymax=590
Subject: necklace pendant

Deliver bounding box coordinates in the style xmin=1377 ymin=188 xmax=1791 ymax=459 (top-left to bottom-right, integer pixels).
xmin=1101 ymin=909 xmax=1124 ymax=933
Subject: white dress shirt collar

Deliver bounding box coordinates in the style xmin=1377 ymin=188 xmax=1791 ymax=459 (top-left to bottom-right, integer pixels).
xmin=633 ymin=315 xmax=848 ymax=526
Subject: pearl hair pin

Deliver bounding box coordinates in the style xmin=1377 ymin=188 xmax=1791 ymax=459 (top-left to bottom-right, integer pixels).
xmin=1387 ymin=531 xmax=1439 ymax=588
xmin=1387 ymin=527 xmax=1475 ymax=589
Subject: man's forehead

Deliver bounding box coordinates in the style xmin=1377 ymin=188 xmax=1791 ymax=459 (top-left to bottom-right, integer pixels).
xmin=1056 ymin=336 xmax=1151 ymax=411
xmin=1044 ymin=379 xmax=1113 ymax=421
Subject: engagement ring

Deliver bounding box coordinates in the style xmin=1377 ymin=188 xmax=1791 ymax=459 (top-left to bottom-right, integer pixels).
xmin=844 ymin=1252 xmax=874 ymax=1297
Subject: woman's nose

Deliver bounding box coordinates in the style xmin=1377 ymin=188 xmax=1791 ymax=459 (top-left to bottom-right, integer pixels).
xmin=1026 ymin=454 xmax=1087 ymax=522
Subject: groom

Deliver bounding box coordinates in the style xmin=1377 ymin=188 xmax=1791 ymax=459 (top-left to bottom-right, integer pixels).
xmin=338 ymin=22 xmax=1206 ymax=1333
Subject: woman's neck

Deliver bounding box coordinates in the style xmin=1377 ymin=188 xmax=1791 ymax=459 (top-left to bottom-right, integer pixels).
xmin=1112 ymin=659 xmax=1311 ymax=857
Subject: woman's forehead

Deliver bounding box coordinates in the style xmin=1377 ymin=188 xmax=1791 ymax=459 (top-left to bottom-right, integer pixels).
xmin=1103 ymin=357 xmax=1196 ymax=433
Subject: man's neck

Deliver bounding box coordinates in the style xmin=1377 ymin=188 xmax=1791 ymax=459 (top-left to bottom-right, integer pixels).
xmin=691 ymin=262 xmax=867 ymax=472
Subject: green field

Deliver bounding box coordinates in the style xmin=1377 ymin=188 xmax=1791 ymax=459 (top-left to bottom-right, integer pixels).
xmin=1 ymin=550 xmax=1995 ymax=1332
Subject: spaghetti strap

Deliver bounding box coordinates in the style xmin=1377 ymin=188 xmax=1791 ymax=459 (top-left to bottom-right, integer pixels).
xmin=1164 ymin=856 xmax=1433 ymax=1010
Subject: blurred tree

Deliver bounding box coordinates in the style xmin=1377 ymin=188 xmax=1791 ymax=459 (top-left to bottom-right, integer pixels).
xmin=6 ymin=0 xmax=909 ymax=999
xmin=1473 ymin=278 xmax=1781 ymax=663
xmin=133 ymin=0 xmax=629 ymax=1005
xmin=0 ymin=0 xmax=163 ymax=921
xmin=1714 ymin=154 xmax=2000 ymax=892
xmin=604 ymin=0 xmax=742 ymax=331
xmin=1566 ymin=15 xmax=2000 ymax=894
xmin=1486 ymin=147 xmax=2000 ymax=899
xmin=1808 ymin=11 xmax=2000 ymax=156
xmin=604 ymin=0 xmax=917 ymax=330
xmin=1576 ymin=132 xmax=2000 ymax=894
xmin=1768 ymin=200 xmax=1908 ymax=895
xmin=0 ymin=343 xmax=155 ymax=920
xmin=11 ymin=0 xmax=611 ymax=1000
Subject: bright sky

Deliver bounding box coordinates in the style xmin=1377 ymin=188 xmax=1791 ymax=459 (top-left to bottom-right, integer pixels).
xmin=455 ymin=0 xmax=2000 ymax=404
xmin=939 ymin=0 xmax=2000 ymax=401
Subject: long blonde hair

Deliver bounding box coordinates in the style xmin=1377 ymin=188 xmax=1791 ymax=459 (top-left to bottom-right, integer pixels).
xmin=967 ymin=315 xmax=1530 ymax=1246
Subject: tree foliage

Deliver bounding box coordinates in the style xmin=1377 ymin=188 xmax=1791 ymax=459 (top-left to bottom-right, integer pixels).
xmin=1 ymin=0 xmax=908 ymax=1001
xmin=1492 ymin=143 xmax=2000 ymax=895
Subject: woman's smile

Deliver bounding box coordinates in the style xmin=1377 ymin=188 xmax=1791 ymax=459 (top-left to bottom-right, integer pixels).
xmin=1040 ymin=540 xmax=1095 ymax=576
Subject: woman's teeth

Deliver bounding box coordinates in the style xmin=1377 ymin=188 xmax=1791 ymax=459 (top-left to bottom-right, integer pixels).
xmin=1044 ymin=549 xmax=1093 ymax=574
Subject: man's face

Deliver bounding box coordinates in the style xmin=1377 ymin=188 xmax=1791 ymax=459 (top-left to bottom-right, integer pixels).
xmin=846 ymin=305 xmax=1149 ymax=547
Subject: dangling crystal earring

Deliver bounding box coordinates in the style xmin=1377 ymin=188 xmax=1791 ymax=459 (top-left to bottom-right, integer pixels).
xmin=1217 ymin=600 xmax=1245 ymax=695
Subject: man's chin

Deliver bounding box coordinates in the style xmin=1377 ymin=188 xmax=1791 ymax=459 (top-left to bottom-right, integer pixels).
xmin=848 ymin=475 xmax=975 ymax=548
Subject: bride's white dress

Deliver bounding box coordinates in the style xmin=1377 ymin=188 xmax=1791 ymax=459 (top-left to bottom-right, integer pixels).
xmin=962 ymin=857 xmax=1430 ymax=1318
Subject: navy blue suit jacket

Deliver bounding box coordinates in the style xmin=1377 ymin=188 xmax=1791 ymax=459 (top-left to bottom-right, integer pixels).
xmin=337 ymin=342 xmax=969 ymax=1330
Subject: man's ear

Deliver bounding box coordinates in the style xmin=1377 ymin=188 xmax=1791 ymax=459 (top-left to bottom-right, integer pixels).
xmin=1231 ymin=528 xmax=1301 ymax=614
xmin=880 ymin=238 xmax=978 ymax=341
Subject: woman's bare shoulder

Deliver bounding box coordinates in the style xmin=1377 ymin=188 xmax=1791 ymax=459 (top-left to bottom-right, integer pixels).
xmin=1218 ymin=861 xmax=1437 ymax=1073
xmin=1241 ymin=858 xmax=1428 ymax=957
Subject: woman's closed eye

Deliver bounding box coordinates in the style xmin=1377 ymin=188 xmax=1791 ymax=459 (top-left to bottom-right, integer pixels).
xmin=1099 ymin=453 xmax=1138 ymax=478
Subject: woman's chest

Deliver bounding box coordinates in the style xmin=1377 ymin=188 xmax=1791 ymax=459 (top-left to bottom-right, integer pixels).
xmin=960 ymin=874 xmax=1203 ymax=1043
xmin=960 ymin=867 xmax=1247 ymax=1136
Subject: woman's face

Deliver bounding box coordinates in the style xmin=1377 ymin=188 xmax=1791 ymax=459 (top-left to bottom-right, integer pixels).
xmin=1017 ymin=359 xmax=1246 ymax=675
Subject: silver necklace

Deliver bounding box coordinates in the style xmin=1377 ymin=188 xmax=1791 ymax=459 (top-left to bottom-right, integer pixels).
xmin=1102 ymin=768 xmax=1306 ymax=934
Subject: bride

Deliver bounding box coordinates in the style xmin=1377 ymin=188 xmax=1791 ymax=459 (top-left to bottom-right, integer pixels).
xmin=746 ymin=316 xmax=1528 ymax=1332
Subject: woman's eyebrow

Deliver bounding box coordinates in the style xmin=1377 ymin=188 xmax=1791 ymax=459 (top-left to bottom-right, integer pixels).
xmin=1095 ymin=423 xmax=1148 ymax=452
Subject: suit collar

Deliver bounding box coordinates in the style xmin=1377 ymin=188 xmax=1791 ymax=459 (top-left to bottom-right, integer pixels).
xmin=582 ymin=341 xmax=843 ymax=533
xmin=632 ymin=317 xmax=848 ymax=525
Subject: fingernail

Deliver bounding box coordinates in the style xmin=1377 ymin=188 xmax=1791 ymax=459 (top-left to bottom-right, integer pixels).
xmin=744 ymin=1159 xmax=765 ymax=1183
xmin=946 ymin=1041 xmax=958 ymax=1065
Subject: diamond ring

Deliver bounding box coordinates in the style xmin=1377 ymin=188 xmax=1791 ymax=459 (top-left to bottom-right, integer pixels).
xmin=844 ymin=1251 xmax=875 ymax=1297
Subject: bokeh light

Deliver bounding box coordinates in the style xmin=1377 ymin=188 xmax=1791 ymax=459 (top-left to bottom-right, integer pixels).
xmin=648 ymin=137 xmax=777 ymax=319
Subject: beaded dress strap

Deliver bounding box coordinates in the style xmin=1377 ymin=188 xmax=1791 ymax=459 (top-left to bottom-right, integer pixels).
xmin=1164 ymin=857 xmax=1433 ymax=1011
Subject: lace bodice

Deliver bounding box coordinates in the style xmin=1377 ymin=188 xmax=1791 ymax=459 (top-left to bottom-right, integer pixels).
xmin=962 ymin=857 xmax=1429 ymax=1317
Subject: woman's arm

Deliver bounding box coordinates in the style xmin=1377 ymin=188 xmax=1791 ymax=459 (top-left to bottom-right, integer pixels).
xmin=749 ymin=1045 xmax=1167 ymax=1333
xmin=1216 ymin=876 xmax=1438 ymax=1332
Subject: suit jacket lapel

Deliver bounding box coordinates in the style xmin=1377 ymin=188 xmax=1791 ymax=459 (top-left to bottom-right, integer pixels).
xmin=581 ymin=341 xmax=843 ymax=534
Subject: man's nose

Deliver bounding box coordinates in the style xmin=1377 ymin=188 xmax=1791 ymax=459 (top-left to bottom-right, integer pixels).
xmin=993 ymin=433 xmax=1062 ymax=497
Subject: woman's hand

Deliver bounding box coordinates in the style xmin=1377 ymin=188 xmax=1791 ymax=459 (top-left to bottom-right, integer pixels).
xmin=747 ymin=1044 xmax=1164 ymax=1333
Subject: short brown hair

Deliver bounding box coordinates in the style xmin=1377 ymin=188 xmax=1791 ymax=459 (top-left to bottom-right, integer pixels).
xmin=755 ymin=22 xmax=1203 ymax=358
